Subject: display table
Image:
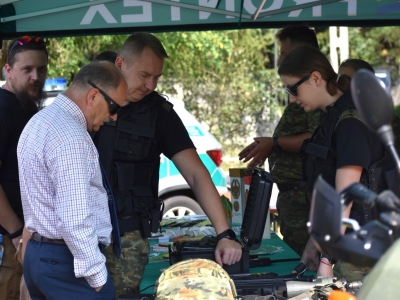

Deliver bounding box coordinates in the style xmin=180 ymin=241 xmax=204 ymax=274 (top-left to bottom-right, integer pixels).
xmin=138 ymin=232 xmax=314 ymax=294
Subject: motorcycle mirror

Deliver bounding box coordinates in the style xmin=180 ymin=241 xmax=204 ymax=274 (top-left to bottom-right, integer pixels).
xmin=351 ymin=69 xmax=393 ymax=131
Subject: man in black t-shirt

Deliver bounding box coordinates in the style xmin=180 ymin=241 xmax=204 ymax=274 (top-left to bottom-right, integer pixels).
xmin=94 ymin=33 xmax=242 ymax=297
xmin=0 ymin=36 xmax=48 ymax=300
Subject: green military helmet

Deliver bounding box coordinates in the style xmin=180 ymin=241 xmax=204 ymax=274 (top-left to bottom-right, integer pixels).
xmin=155 ymin=258 xmax=237 ymax=300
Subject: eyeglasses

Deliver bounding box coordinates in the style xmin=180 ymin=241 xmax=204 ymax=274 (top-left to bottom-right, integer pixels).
xmin=88 ymin=80 xmax=121 ymax=115
xmin=285 ymin=73 xmax=312 ymax=97
xmin=9 ymin=36 xmax=44 ymax=55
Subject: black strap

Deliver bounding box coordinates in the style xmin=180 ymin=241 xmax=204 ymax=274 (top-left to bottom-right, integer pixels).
xmin=8 ymin=226 xmax=24 ymax=239
xmin=100 ymin=163 xmax=122 ymax=258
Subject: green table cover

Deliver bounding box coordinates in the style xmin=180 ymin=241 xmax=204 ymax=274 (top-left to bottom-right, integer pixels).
xmin=138 ymin=233 xmax=315 ymax=293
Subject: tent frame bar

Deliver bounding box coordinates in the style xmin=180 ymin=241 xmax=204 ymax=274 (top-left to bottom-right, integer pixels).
xmin=1 ymin=0 xmax=119 ymax=23
xmin=258 ymin=0 xmax=342 ymax=18
xmin=0 ymin=0 xmax=20 ymax=6
xmin=143 ymin=0 xmax=252 ymax=19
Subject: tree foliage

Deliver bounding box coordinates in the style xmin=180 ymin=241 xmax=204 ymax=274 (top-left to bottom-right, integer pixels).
xmin=5 ymin=26 xmax=398 ymax=155
xmin=156 ymin=30 xmax=281 ymax=153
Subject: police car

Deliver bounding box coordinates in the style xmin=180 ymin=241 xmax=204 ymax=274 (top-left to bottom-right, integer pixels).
xmin=43 ymin=79 xmax=228 ymax=218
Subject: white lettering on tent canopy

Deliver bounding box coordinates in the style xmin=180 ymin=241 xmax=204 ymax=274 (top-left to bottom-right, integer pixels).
xmin=200 ymin=0 xmax=219 ymax=19
xmin=289 ymin=0 xmax=356 ymax=17
xmin=122 ymin=0 xmax=152 ymax=23
xmin=80 ymin=3 xmax=117 ymax=24
xmin=172 ymin=0 xmax=236 ymax=21
xmin=80 ymin=0 xmax=358 ymax=25
xmin=171 ymin=0 xmax=180 ymax=21
xmin=81 ymin=0 xmax=152 ymax=24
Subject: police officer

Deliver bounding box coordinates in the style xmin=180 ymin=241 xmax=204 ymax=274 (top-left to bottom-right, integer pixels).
xmin=94 ymin=32 xmax=242 ymax=297
xmin=239 ymin=25 xmax=323 ymax=256
xmin=278 ymin=46 xmax=396 ymax=280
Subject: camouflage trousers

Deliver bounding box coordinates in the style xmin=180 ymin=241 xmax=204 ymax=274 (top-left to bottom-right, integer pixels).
xmin=333 ymin=260 xmax=370 ymax=282
xmin=276 ymin=187 xmax=311 ymax=256
xmin=104 ymin=230 xmax=150 ymax=298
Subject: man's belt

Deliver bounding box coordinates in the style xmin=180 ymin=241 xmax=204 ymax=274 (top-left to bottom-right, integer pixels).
xmin=277 ymin=181 xmax=307 ymax=192
xmin=31 ymin=232 xmax=66 ymax=245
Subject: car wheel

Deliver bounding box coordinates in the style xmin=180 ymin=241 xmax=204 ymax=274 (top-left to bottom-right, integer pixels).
xmin=163 ymin=196 xmax=204 ymax=218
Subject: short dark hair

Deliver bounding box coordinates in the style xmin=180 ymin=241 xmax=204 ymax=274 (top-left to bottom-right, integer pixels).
xmin=118 ymin=32 xmax=168 ymax=65
xmin=72 ymin=61 xmax=124 ymax=94
xmin=94 ymin=50 xmax=118 ymax=64
xmin=278 ymin=45 xmax=350 ymax=96
xmin=340 ymin=58 xmax=374 ymax=73
xmin=7 ymin=36 xmax=48 ymax=67
xmin=276 ymin=25 xmax=319 ymax=49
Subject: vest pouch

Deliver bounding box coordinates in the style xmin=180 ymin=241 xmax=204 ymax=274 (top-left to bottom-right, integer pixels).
xmin=113 ymin=190 xmax=135 ymax=216
xmin=304 ymin=143 xmax=336 ymax=192
xmin=114 ymin=161 xmax=135 ymax=191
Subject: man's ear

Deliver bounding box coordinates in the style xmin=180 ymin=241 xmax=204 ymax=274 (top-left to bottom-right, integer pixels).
xmin=86 ymin=88 xmax=97 ymax=109
xmin=4 ymin=64 xmax=12 ymax=79
xmin=115 ymin=57 xmax=124 ymax=70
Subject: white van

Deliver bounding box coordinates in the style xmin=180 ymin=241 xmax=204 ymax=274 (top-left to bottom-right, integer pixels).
xmin=43 ymin=81 xmax=228 ymax=218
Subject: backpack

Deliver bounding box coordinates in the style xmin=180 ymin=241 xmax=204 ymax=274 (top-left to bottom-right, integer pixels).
xmin=154 ymin=258 xmax=237 ymax=300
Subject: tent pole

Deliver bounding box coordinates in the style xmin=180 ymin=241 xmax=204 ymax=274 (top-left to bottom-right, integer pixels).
xmin=257 ymin=0 xmax=341 ymax=18
xmin=252 ymin=0 xmax=267 ymax=21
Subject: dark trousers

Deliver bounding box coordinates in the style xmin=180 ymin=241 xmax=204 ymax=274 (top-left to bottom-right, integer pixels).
xmin=24 ymin=238 xmax=116 ymax=300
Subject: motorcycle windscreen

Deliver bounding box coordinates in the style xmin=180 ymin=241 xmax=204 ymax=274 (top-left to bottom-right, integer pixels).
xmin=308 ymin=176 xmax=342 ymax=252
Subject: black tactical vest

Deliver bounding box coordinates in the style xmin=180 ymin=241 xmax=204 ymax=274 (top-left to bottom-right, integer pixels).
xmin=95 ymin=92 xmax=173 ymax=237
xmin=302 ymin=92 xmax=396 ymax=226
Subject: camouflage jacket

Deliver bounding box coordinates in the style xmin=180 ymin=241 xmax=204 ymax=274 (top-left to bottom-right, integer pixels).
xmin=268 ymin=103 xmax=323 ymax=184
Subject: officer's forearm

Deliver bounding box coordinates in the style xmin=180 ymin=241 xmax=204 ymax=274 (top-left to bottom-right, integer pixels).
xmin=0 ymin=183 xmax=23 ymax=234
xmin=192 ymin=177 xmax=229 ymax=234
xmin=276 ymin=132 xmax=313 ymax=152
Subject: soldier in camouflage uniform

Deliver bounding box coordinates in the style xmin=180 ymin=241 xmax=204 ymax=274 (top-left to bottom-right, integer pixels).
xmin=269 ymin=103 xmax=322 ymax=255
xmin=155 ymin=258 xmax=237 ymax=300
xmin=239 ymin=25 xmax=323 ymax=256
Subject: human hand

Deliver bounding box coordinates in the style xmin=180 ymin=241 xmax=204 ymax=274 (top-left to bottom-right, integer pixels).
xmin=214 ymin=238 xmax=242 ymax=266
xmin=317 ymin=260 xmax=333 ymax=277
xmin=238 ymin=137 xmax=273 ymax=168
xmin=238 ymin=140 xmax=259 ymax=161
xmin=299 ymin=238 xmax=320 ymax=272
xmin=95 ymin=285 xmax=104 ymax=292
xmin=13 ymin=239 xmax=23 ymax=265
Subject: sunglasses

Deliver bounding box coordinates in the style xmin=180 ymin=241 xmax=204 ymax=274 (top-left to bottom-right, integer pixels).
xmin=285 ymin=73 xmax=312 ymax=97
xmin=9 ymin=36 xmax=44 ymax=55
xmin=88 ymin=80 xmax=121 ymax=115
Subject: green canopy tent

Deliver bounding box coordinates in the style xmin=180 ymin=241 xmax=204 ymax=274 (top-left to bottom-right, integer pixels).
xmin=1 ymin=0 xmax=400 ymax=40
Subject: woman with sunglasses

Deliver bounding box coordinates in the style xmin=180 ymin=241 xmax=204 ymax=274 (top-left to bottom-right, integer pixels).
xmin=278 ymin=46 xmax=390 ymax=280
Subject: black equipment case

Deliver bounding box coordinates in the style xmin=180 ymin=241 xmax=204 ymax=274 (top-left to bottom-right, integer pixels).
xmin=169 ymin=168 xmax=274 ymax=274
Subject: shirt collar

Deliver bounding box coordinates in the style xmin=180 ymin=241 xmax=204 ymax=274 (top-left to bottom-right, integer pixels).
xmin=53 ymin=93 xmax=87 ymax=130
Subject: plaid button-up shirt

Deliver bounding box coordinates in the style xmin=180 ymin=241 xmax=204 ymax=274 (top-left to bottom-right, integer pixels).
xmin=18 ymin=94 xmax=112 ymax=288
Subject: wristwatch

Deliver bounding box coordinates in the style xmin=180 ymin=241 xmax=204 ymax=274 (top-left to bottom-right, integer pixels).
xmin=320 ymin=253 xmax=337 ymax=264
xmin=216 ymin=229 xmax=236 ymax=242
xmin=272 ymin=137 xmax=282 ymax=153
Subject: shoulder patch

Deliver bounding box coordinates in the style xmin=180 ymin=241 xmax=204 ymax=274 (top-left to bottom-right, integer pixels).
xmin=161 ymin=100 xmax=173 ymax=112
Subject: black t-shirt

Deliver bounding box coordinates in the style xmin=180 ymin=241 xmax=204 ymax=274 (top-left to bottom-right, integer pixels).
xmin=0 ymin=88 xmax=36 ymax=234
xmin=99 ymin=93 xmax=195 ymax=198
xmin=334 ymin=117 xmax=385 ymax=170
xmin=117 ymin=96 xmax=195 ymax=160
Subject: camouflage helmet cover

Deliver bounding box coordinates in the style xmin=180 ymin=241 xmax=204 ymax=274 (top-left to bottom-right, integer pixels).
xmin=155 ymin=258 xmax=237 ymax=299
